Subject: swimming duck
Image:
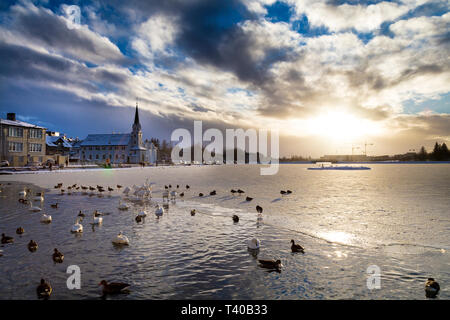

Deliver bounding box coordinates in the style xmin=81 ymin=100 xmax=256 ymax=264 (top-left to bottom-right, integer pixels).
xmin=112 ymin=232 xmax=129 ymax=245
xmin=52 ymin=248 xmax=64 ymax=263
xmin=190 ymin=209 xmax=196 ymax=216
xmin=16 ymin=227 xmax=25 ymax=235
xmin=117 ymin=185 xmax=122 ymax=189
xmin=286 ymin=190 xmax=292 ymax=194
xmin=280 ymin=190 xmax=286 ymax=195
xmin=1 ymin=233 xmax=14 ymax=244
xmin=425 ymin=278 xmax=440 ymax=298
xmin=258 ymin=259 xmax=282 ymax=270
xmin=179 ymin=192 xmax=185 ymax=197
xmin=77 ymin=210 xmax=85 ymax=218
xmin=247 ymin=238 xmax=260 ymax=250
xmin=50 ymin=203 xmax=58 ymax=209
xmin=199 ymin=193 xmax=204 ymax=197
xmin=186 ymin=185 xmax=190 ymax=189
xmin=155 ymin=205 xmax=164 ymax=216
xmin=99 ymin=280 xmax=130 ymax=295
xmin=246 ymin=196 xmax=253 ymax=201
xmin=40 ymin=213 xmax=52 ymax=223
xmin=71 ymin=218 xmax=83 ymax=233
xmin=210 ymin=190 xmax=216 ymax=196
xmin=92 ymin=212 xmax=102 ymax=225
xmin=237 ymin=189 xmax=245 ymax=194
xmin=232 ymin=215 xmax=239 ymax=223
xmin=28 ymin=240 xmax=38 ymax=252
xmin=256 ymin=205 xmax=263 ymax=213
xmin=231 ymin=189 xmax=237 ymax=195
xmin=108 ymin=187 xmax=114 ymax=192
xmin=135 ymin=215 xmax=143 ymax=223
xmin=36 ymin=279 xmax=52 ymax=299
xmin=290 ymin=240 xmax=304 ymax=253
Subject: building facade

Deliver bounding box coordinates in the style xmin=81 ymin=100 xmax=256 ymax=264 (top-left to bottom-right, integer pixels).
xmin=79 ymin=103 xmax=157 ymax=164
xmin=0 ymin=113 xmax=46 ymax=166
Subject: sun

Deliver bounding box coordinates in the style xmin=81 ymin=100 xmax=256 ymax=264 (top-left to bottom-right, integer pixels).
xmin=304 ymin=112 xmax=382 ymax=142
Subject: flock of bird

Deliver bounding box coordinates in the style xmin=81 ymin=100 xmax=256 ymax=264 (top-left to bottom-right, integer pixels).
xmin=0 ymin=181 xmax=442 ymax=299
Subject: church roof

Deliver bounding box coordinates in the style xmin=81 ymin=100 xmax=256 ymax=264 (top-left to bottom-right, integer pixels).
xmin=80 ymin=134 xmax=131 ymax=146
xmin=134 ymin=103 xmax=140 ymax=125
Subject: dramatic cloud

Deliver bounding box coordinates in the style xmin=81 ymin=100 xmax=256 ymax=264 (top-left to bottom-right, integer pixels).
xmin=0 ymin=0 xmax=449 ymax=157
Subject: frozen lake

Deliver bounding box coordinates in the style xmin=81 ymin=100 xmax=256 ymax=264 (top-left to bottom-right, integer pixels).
xmin=0 ymin=163 xmax=449 ymax=299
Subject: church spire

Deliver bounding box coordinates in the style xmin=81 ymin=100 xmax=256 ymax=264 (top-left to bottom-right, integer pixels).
xmin=134 ymin=98 xmax=140 ymax=125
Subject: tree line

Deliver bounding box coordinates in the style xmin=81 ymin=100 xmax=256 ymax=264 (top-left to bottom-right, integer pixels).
xmin=416 ymin=142 xmax=450 ymax=161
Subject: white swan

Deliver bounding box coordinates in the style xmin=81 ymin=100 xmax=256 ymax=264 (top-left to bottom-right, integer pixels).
xmin=247 ymin=238 xmax=260 ymax=250
xmin=112 ymin=232 xmax=129 ymax=245
xmin=40 ymin=213 xmax=52 ymax=223
xmin=138 ymin=210 xmax=147 ymax=217
xmin=33 ymin=193 xmax=44 ymax=202
xmin=118 ymin=200 xmax=129 ymax=210
xmin=28 ymin=201 xmax=42 ymax=212
xmin=155 ymin=205 xmax=164 ymax=216
xmin=71 ymin=218 xmax=83 ymax=233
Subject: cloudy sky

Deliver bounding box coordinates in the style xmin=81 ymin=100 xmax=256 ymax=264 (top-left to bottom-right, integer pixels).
xmin=0 ymin=0 xmax=449 ymax=157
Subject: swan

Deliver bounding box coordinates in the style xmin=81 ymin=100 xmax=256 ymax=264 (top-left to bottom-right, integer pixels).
xmin=138 ymin=210 xmax=147 ymax=217
xmin=247 ymin=238 xmax=260 ymax=250
xmin=28 ymin=202 xmax=42 ymax=212
xmin=155 ymin=205 xmax=164 ymax=216
xmin=93 ymin=213 xmax=103 ymax=225
xmin=71 ymin=218 xmax=83 ymax=233
xmin=118 ymin=200 xmax=129 ymax=210
xmin=40 ymin=213 xmax=52 ymax=223
xmin=112 ymin=232 xmax=129 ymax=245
xmin=425 ymin=278 xmax=440 ymax=298
xmin=33 ymin=192 xmax=44 ymax=202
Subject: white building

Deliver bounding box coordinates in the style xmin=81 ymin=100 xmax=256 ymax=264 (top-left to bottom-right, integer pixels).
xmin=79 ymin=103 xmax=157 ymax=164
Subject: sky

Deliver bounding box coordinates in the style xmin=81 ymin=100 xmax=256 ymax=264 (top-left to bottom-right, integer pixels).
xmin=0 ymin=0 xmax=449 ymax=157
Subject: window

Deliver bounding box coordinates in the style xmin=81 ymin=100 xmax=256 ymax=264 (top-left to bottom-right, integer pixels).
xmin=95 ymin=147 xmax=100 ymax=151
xmin=102 ymin=154 xmax=106 ymax=159
xmin=89 ymin=155 xmax=92 ymax=160
xmin=102 ymin=146 xmax=106 ymax=150
xmin=8 ymin=142 xmax=23 ymax=152
xmin=29 ymin=129 xmax=43 ymax=139
xmin=115 ymin=154 xmax=118 ymax=159
xmin=8 ymin=127 xmax=23 ymax=137
xmin=29 ymin=143 xmax=42 ymax=152
xmin=96 ymin=154 xmax=99 ymax=159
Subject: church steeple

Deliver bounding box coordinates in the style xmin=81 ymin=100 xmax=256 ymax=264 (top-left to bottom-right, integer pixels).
xmin=134 ymin=99 xmax=140 ymax=125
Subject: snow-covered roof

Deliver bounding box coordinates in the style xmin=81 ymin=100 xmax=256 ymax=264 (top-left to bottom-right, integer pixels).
xmin=0 ymin=118 xmax=46 ymax=129
xmin=80 ymin=134 xmax=131 ymax=146
xmin=46 ymin=136 xmax=73 ymax=148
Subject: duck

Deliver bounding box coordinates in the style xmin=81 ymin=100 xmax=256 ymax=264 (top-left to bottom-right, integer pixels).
xmin=1 ymin=233 xmax=14 ymax=244
xmin=81 ymin=186 xmax=88 ymax=191
xmin=237 ymin=189 xmax=245 ymax=194
xmin=108 ymin=187 xmax=114 ymax=192
xmin=28 ymin=201 xmax=42 ymax=212
xmin=256 ymin=205 xmax=263 ymax=213
xmin=210 ymin=190 xmax=216 ymax=196
xmin=232 ymin=215 xmax=239 ymax=223
xmin=77 ymin=210 xmax=86 ymax=218
xmin=258 ymin=259 xmax=282 ymax=270
xmin=16 ymin=227 xmax=25 ymax=235
xmin=199 ymin=193 xmax=204 ymax=197
xmin=52 ymin=248 xmax=64 ymax=263
xmin=290 ymin=240 xmax=305 ymax=253
xmin=286 ymin=190 xmax=292 ymax=194
xmin=71 ymin=218 xmax=83 ymax=233
xmin=40 ymin=213 xmax=52 ymax=223
xmin=36 ymin=279 xmax=52 ymax=299
xmin=247 ymin=238 xmax=260 ymax=250
xmin=246 ymin=196 xmax=253 ymax=202
xmin=50 ymin=203 xmax=58 ymax=209
xmin=118 ymin=200 xmax=129 ymax=210
xmin=135 ymin=215 xmax=143 ymax=223
xmin=33 ymin=192 xmax=44 ymax=202
xmin=116 ymin=185 xmax=122 ymax=189
xmin=190 ymin=209 xmax=196 ymax=216
xmin=179 ymin=192 xmax=185 ymax=197
xmin=280 ymin=190 xmax=286 ymax=195
xmin=155 ymin=205 xmax=164 ymax=216
xmin=425 ymin=278 xmax=440 ymax=298
xmin=186 ymin=185 xmax=190 ymax=189
xmin=99 ymin=280 xmax=130 ymax=295
xmin=18 ymin=198 xmax=29 ymax=204
xmin=28 ymin=240 xmax=38 ymax=252
xmin=230 ymin=189 xmax=237 ymax=195
xmin=92 ymin=212 xmax=103 ymax=225
xmin=112 ymin=232 xmax=129 ymax=246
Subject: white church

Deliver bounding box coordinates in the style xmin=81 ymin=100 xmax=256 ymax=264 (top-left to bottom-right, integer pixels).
xmin=79 ymin=103 xmax=157 ymax=164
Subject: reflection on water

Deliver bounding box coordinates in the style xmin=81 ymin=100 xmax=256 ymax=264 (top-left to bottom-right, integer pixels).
xmin=0 ymin=163 xmax=449 ymax=299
